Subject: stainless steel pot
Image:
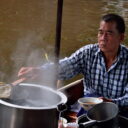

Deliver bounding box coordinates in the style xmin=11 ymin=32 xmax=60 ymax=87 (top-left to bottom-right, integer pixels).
xmin=79 ymin=102 xmax=119 ymax=128
xmin=0 ymin=83 xmax=67 ymax=128
xmin=66 ymin=102 xmax=119 ymax=128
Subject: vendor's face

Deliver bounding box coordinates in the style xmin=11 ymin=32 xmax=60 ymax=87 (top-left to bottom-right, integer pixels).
xmin=98 ymin=21 xmax=124 ymax=53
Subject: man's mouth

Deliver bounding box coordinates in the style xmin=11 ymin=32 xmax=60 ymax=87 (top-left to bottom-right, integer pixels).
xmin=99 ymin=43 xmax=106 ymax=48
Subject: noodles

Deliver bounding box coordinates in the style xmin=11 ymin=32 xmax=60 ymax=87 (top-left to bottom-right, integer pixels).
xmin=0 ymin=83 xmax=12 ymax=98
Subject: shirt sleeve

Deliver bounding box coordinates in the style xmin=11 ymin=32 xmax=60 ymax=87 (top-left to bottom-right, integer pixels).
xmin=112 ymin=85 xmax=128 ymax=106
xmin=40 ymin=45 xmax=93 ymax=80
xmin=58 ymin=48 xmax=85 ymax=80
xmin=39 ymin=48 xmax=84 ymax=81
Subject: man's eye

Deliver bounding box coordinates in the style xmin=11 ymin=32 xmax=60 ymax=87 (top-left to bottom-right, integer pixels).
xmin=98 ymin=31 xmax=103 ymax=34
xmin=107 ymin=32 xmax=113 ymax=35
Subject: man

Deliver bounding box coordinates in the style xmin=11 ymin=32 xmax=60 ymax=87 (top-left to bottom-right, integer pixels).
xmin=18 ymin=14 xmax=128 ymax=118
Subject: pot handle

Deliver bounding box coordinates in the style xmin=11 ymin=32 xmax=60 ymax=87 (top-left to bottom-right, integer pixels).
xmin=79 ymin=120 xmax=97 ymax=128
xmin=66 ymin=122 xmax=78 ymax=128
xmin=57 ymin=103 xmax=67 ymax=112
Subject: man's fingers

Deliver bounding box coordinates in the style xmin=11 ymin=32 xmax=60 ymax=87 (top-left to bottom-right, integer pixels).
xmin=18 ymin=67 xmax=33 ymax=77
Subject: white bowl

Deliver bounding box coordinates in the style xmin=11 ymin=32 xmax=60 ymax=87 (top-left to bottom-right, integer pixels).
xmin=78 ymin=97 xmax=103 ymax=111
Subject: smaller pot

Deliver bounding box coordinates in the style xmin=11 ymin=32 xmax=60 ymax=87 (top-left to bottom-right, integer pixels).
xmin=78 ymin=102 xmax=119 ymax=128
xmin=65 ymin=102 xmax=119 ymax=128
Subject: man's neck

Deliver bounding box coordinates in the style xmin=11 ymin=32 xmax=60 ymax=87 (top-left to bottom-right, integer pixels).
xmin=103 ymin=52 xmax=118 ymax=70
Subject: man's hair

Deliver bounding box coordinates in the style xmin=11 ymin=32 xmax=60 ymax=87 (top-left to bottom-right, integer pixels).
xmin=102 ymin=13 xmax=125 ymax=33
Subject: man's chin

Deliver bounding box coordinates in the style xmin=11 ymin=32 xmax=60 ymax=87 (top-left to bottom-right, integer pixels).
xmin=100 ymin=48 xmax=108 ymax=52
xmin=99 ymin=46 xmax=105 ymax=50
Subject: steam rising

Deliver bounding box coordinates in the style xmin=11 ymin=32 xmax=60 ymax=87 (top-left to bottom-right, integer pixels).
xmin=10 ymin=33 xmax=58 ymax=89
xmin=2 ymin=33 xmax=63 ymax=107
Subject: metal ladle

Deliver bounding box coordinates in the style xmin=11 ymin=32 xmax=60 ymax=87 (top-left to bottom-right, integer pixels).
xmin=0 ymin=78 xmax=26 ymax=98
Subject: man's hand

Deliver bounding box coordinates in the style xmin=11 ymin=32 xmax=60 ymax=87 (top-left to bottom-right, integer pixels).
xmin=18 ymin=67 xmax=41 ymax=80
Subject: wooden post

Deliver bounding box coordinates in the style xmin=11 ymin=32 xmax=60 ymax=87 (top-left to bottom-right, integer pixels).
xmin=54 ymin=0 xmax=63 ymax=88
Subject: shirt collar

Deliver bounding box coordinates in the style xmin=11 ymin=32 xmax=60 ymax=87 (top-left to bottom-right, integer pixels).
xmin=94 ymin=45 xmax=102 ymax=56
xmin=95 ymin=44 xmax=128 ymax=59
xmin=118 ymin=45 xmax=128 ymax=59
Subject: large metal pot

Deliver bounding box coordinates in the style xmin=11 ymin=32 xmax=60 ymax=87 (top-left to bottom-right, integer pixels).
xmin=0 ymin=83 xmax=67 ymax=128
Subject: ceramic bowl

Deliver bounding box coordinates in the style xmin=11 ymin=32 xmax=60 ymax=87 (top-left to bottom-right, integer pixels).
xmin=78 ymin=97 xmax=103 ymax=111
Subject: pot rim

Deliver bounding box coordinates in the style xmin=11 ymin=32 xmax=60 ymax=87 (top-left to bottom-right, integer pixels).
xmin=0 ymin=83 xmax=67 ymax=110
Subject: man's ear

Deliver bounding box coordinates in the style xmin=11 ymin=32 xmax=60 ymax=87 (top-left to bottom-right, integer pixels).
xmin=120 ymin=33 xmax=125 ymax=42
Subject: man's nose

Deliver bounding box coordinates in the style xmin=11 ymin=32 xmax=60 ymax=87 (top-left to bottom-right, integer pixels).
xmin=101 ymin=33 xmax=107 ymax=40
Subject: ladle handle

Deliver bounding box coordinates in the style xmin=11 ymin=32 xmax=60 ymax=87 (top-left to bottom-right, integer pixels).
xmin=79 ymin=120 xmax=97 ymax=128
xmin=11 ymin=78 xmax=26 ymax=86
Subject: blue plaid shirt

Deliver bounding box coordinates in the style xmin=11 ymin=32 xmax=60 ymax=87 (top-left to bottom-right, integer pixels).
xmin=58 ymin=44 xmax=128 ymax=107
